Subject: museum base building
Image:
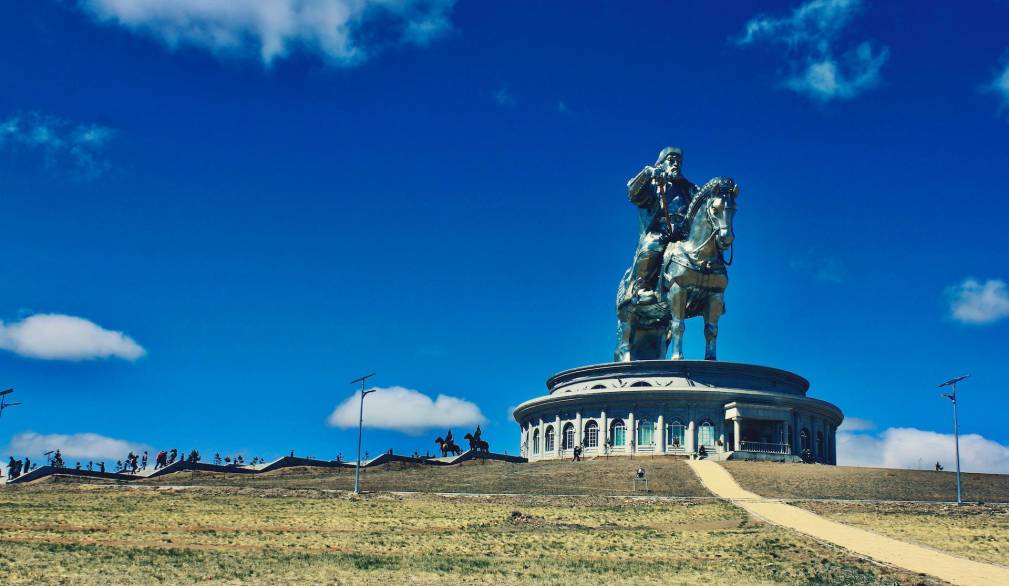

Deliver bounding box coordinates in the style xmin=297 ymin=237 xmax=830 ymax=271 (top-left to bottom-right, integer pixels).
xmin=513 ymin=361 xmax=843 ymax=463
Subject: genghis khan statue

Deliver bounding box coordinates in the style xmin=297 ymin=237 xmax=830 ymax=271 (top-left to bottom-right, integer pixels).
xmin=615 ymin=147 xmax=738 ymax=362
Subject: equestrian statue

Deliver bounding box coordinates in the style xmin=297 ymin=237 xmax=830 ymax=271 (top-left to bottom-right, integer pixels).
xmin=615 ymin=146 xmax=738 ymax=361
xmin=464 ymin=425 xmax=489 ymax=452
xmin=434 ymin=429 xmax=462 ymax=457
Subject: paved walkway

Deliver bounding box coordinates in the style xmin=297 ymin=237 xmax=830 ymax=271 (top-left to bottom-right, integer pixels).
xmin=687 ymin=459 xmax=1009 ymax=586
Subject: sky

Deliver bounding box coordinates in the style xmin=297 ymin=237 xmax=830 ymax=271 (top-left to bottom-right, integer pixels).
xmin=1 ymin=0 xmax=1008 ymax=473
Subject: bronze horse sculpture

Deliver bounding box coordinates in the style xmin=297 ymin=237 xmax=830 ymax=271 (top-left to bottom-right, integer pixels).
xmin=434 ymin=435 xmax=462 ymax=457
xmin=464 ymin=433 xmax=489 ymax=452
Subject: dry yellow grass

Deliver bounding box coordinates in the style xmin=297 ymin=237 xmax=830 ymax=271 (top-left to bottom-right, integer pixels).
xmin=799 ymin=501 xmax=1009 ymax=567
xmin=0 ymin=484 xmax=942 ymax=585
xmin=724 ymin=461 xmax=1009 ymax=502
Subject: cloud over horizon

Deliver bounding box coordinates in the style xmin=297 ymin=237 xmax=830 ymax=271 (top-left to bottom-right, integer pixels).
xmin=736 ymin=0 xmax=888 ymax=101
xmin=0 ymin=111 xmax=115 ymax=179
xmin=946 ymin=278 xmax=1009 ymax=325
xmin=0 ymin=313 xmax=146 ymax=361
xmin=986 ymin=59 xmax=1009 ymax=115
xmin=327 ymin=386 xmax=485 ymax=435
xmin=75 ymin=0 xmax=457 ymax=67
xmin=838 ymin=423 xmax=1009 ymax=474
xmin=7 ymin=431 xmax=149 ymax=461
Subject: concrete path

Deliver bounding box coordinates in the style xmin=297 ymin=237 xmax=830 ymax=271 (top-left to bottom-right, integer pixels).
xmin=687 ymin=459 xmax=1009 ymax=586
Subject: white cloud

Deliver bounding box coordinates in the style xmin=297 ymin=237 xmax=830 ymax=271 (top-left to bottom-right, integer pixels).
xmin=327 ymin=386 xmax=485 ymax=435
xmin=7 ymin=431 xmax=149 ymax=461
xmin=837 ymin=417 xmax=874 ymax=432
xmin=75 ymin=0 xmax=456 ymax=66
xmin=0 ymin=112 xmax=115 ymax=179
xmin=985 ymin=59 xmax=1009 ymax=114
xmin=946 ymin=278 xmax=1009 ymax=325
xmin=838 ymin=427 xmax=1009 ymax=474
xmin=0 ymin=314 xmax=146 ymax=361
xmin=736 ymin=0 xmax=888 ymax=101
xmin=492 ymin=86 xmax=516 ymax=107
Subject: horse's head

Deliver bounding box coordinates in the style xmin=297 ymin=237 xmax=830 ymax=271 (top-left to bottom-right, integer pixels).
xmin=701 ymin=177 xmax=738 ymax=250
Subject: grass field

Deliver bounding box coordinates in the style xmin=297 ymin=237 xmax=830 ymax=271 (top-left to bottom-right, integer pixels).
xmin=142 ymin=458 xmax=711 ymax=497
xmin=724 ymin=461 xmax=1009 ymax=503
xmin=797 ymin=500 xmax=1009 ymax=567
xmin=0 ymin=483 xmax=944 ymax=585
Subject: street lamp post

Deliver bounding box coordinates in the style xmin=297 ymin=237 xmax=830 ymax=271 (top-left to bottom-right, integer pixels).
xmin=938 ymin=375 xmax=969 ymax=505
xmin=0 ymin=388 xmax=21 ymax=420
xmin=350 ymin=373 xmax=376 ymax=495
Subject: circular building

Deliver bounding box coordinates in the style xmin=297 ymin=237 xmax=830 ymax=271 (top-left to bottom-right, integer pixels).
xmin=513 ymin=360 xmax=843 ymax=463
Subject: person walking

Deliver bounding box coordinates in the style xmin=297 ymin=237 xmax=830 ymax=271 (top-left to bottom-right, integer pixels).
xmin=141 ymin=451 xmax=148 ymax=470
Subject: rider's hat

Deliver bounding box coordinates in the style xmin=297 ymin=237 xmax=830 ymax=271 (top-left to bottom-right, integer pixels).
xmin=656 ymin=146 xmax=683 ymax=164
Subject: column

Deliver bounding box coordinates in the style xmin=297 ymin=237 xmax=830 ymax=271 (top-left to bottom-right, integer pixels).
xmin=792 ymin=412 xmax=800 ymax=455
xmin=626 ymin=411 xmax=635 ymax=454
xmin=733 ymin=418 xmax=741 ymax=451
xmin=576 ymin=411 xmax=583 ymax=451
xmin=830 ymin=425 xmax=837 ymax=464
xmin=600 ymin=409 xmax=608 ymax=453
xmin=686 ymin=417 xmax=695 ymax=455
xmin=555 ymin=414 xmax=562 ymax=458
xmin=657 ymin=414 xmax=665 ymax=453
xmin=538 ymin=418 xmax=545 ymax=461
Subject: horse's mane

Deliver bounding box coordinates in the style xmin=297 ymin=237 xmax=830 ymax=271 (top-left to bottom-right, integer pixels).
xmin=684 ymin=176 xmax=736 ymax=222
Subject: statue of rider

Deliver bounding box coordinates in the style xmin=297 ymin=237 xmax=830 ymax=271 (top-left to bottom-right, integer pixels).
xmin=627 ymin=146 xmax=698 ymax=304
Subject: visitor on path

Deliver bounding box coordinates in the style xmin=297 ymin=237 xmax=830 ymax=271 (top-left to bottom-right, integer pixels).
xmin=141 ymin=451 xmax=148 ymax=470
xmin=24 ymin=458 xmax=30 ymax=474
xmin=214 ymin=453 xmax=222 ymax=465
xmin=935 ymin=462 xmax=944 ymax=471
xmin=697 ymin=445 xmax=707 ymax=460
xmin=87 ymin=461 xmax=93 ymax=471
xmin=53 ymin=450 xmax=64 ymax=468
xmin=572 ymin=445 xmax=582 ymax=462
xmin=131 ymin=454 xmax=139 ymax=474
xmin=99 ymin=462 xmax=105 ymax=473
xmin=168 ymin=448 xmax=178 ymax=465
xmin=116 ymin=460 xmax=123 ymax=472
xmin=76 ymin=462 xmax=81 ymax=470
xmin=636 ymin=467 xmax=646 ymax=479
xmin=6 ymin=457 xmax=14 ymax=479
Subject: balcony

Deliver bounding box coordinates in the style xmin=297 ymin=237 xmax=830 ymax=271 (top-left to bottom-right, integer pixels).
xmin=738 ymin=441 xmax=791 ymax=455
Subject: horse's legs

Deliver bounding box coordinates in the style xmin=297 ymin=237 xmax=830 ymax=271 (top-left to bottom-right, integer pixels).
xmin=667 ymin=282 xmax=687 ymax=360
xmin=703 ymin=292 xmax=725 ymax=361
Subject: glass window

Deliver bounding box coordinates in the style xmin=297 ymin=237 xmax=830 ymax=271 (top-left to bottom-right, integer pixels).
xmin=562 ymin=423 xmax=575 ymax=450
xmin=545 ymin=426 xmax=555 ymax=452
xmin=698 ymin=421 xmax=715 ymax=447
xmin=610 ymin=419 xmax=626 ymax=446
xmin=667 ymin=421 xmax=685 ymax=447
xmin=584 ymin=421 xmax=599 ymax=448
xmin=532 ymin=429 xmax=540 ymax=455
xmin=637 ymin=420 xmax=655 ymax=446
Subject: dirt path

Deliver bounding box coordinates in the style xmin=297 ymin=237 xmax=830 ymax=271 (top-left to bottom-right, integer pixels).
xmin=687 ymin=459 xmax=1009 ymax=586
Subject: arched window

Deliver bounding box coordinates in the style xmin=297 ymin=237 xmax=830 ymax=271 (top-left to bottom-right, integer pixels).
xmin=610 ymin=419 xmax=626 ymax=446
xmin=630 ymin=381 xmax=652 ymax=387
xmin=666 ymin=420 xmax=685 ymax=448
xmin=698 ymin=420 xmax=715 ymax=447
xmin=800 ymin=428 xmax=810 ymax=452
xmin=637 ymin=420 xmax=655 ymax=446
xmin=816 ymin=432 xmax=824 ymax=460
xmin=591 ymin=384 xmax=607 ymax=389
xmin=532 ymin=429 xmax=540 ymax=455
xmin=584 ymin=421 xmax=599 ymax=448
xmin=545 ymin=426 xmax=555 ymax=452
xmin=562 ymin=423 xmax=575 ymax=450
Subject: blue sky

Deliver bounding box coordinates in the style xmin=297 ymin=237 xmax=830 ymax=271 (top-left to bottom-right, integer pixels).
xmin=1 ymin=1 xmax=1008 ymax=471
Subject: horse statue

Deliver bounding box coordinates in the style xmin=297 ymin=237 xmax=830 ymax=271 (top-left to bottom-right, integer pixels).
xmin=661 ymin=176 xmax=737 ymax=360
xmin=434 ymin=435 xmax=462 ymax=457
xmin=464 ymin=433 xmax=489 ymax=452
xmin=614 ymin=267 xmax=669 ymax=362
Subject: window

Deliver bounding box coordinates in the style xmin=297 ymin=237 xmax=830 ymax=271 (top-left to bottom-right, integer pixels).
xmin=532 ymin=429 xmax=540 ymax=455
xmin=630 ymin=381 xmax=652 ymax=387
xmin=667 ymin=421 xmax=685 ymax=448
xmin=698 ymin=421 xmax=715 ymax=447
xmin=562 ymin=423 xmax=575 ymax=450
xmin=545 ymin=426 xmax=555 ymax=452
xmin=637 ymin=420 xmax=655 ymax=446
xmin=584 ymin=421 xmax=599 ymax=448
xmin=816 ymin=432 xmax=824 ymax=460
xmin=610 ymin=419 xmax=626 ymax=446
xmin=800 ymin=428 xmax=810 ymax=452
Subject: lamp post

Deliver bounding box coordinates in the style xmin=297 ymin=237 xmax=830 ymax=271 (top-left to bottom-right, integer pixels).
xmin=938 ymin=375 xmax=969 ymax=505
xmin=350 ymin=373 xmax=376 ymax=495
xmin=0 ymin=388 xmax=21 ymax=420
